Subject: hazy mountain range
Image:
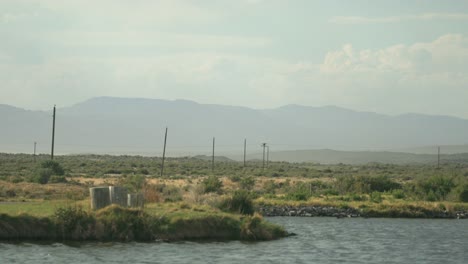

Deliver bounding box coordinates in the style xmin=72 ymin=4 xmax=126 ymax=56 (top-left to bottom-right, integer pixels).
xmin=1 ymin=97 xmax=468 ymax=164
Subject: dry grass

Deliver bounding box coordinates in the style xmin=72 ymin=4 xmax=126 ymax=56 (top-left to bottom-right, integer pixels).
xmin=0 ymin=180 xmax=88 ymax=201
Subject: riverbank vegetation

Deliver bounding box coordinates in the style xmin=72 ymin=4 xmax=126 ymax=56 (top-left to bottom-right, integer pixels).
xmin=1 ymin=153 xmax=468 ymax=232
xmin=0 ymin=203 xmax=286 ymax=241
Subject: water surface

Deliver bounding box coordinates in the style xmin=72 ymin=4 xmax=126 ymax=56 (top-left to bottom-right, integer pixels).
xmin=1 ymin=217 xmax=467 ymax=264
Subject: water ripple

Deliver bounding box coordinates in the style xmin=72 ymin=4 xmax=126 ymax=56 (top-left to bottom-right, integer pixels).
xmin=1 ymin=218 xmax=467 ymax=264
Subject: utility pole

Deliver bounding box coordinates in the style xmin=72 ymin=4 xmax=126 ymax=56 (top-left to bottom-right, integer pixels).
xmin=51 ymin=105 xmax=56 ymax=160
xmin=33 ymin=141 xmax=37 ymax=163
xmin=266 ymin=146 xmax=270 ymax=167
xmin=161 ymin=127 xmax=168 ymax=177
xmin=261 ymin=143 xmax=267 ymax=170
xmin=437 ymin=146 xmax=440 ymax=169
xmin=212 ymin=137 xmax=215 ymax=171
xmin=243 ymin=138 xmax=247 ymax=168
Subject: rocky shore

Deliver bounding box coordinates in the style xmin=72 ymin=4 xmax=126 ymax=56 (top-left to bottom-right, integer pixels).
xmin=259 ymin=206 xmax=361 ymax=218
xmin=258 ymin=205 xmax=468 ymax=219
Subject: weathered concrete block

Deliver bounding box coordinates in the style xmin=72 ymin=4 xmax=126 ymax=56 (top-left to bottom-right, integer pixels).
xmin=127 ymin=193 xmax=144 ymax=208
xmin=109 ymin=186 xmax=128 ymax=207
xmin=90 ymin=187 xmax=111 ymax=210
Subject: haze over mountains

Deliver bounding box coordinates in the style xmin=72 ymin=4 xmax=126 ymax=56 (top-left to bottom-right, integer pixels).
xmin=1 ymin=96 xmax=468 ymax=164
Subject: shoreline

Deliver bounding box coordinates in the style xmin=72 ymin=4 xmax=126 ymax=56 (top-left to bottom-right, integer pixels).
xmin=258 ymin=205 xmax=468 ymax=219
xmin=0 ymin=205 xmax=288 ymax=242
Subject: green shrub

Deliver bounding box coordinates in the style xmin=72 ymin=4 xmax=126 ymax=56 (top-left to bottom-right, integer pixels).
xmin=202 ymin=175 xmax=223 ymax=193
xmin=40 ymin=160 xmax=65 ymax=176
xmin=334 ymin=175 xmax=401 ymax=194
xmin=457 ymin=185 xmax=468 ymax=202
xmin=285 ymin=182 xmax=311 ymax=201
xmin=263 ymin=180 xmax=278 ymax=195
xmin=370 ymin=191 xmax=383 ymax=203
xmin=351 ymin=193 xmax=367 ymax=201
xmin=31 ymin=160 xmax=66 ymax=184
xmin=162 ymin=185 xmax=183 ymax=202
xmin=392 ymin=189 xmax=406 ymax=199
xmin=417 ymin=175 xmax=455 ymax=201
xmin=54 ymin=205 xmax=94 ymax=239
xmin=118 ymin=174 xmax=146 ymax=192
xmin=218 ymin=190 xmax=255 ymax=215
xmin=229 ymin=175 xmax=242 ymax=182
xmin=240 ymin=176 xmax=256 ymax=190
xmin=32 ymin=168 xmax=53 ymax=184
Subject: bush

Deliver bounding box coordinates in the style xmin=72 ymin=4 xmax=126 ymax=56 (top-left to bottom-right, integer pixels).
xmin=228 ymin=175 xmax=242 ymax=182
xmin=457 ymin=185 xmax=468 ymax=202
xmin=118 ymin=174 xmax=146 ymax=192
xmin=351 ymin=193 xmax=367 ymax=201
xmin=218 ymin=190 xmax=255 ymax=215
xmin=334 ymin=175 xmax=401 ymax=194
xmin=370 ymin=192 xmax=383 ymax=203
xmin=31 ymin=160 xmax=66 ymax=184
xmin=240 ymin=176 xmax=256 ymax=190
xmin=416 ymin=175 xmax=454 ymax=201
xmin=162 ymin=185 xmax=183 ymax=202
xmin=202 ymin=175 xmax=223 ymax=193
xmin=54 ymin=205 xmax=94 ymax=239
xmin=40 ymin=160 xmax=65 ymax=176
xmin=392 ymin=189 xmax=405 ymax=199
xmin=285 ymin=182 xmax=311 ymax=201
xmin=32 ymin=168 xmax=53 ymax=184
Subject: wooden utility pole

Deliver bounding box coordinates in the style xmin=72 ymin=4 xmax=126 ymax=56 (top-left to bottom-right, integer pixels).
xmin=33 ymin=141 xmax=37 ymax=163
xmin=243 ymin=138 xmax=247 ymax=168
xmin=261 ymin=143 xmax=267 ymax=170
xmin=160 ymin=127 xmax=168 ymax=177
xmin=437 ymin=146 xmax=440 ymax=169
xmin=51 ymin=105 xmax=56 ymax=160
xmin=212 ymin=137 xmax=215 ymax=171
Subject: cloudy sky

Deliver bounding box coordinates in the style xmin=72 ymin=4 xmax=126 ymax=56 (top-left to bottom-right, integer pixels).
xmin=1 ymin=0 xmax=468 ymax=118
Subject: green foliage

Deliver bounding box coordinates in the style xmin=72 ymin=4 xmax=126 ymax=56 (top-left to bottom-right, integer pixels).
xmin=218 ymin=190 xmax=255 ymax=215
xmin=350 ymin=194 xmax=368 ymax=201
xmin=370 ymin=191 xmax=383 ymax=203
xmin=285 ymin=183 xmax=311 ymax=201
xmin=95 ymin=205 xmax=157 ymax=241
xmin=118 ymin=174 xmax=146 ymax=192
xmin=228 ymin=175 xmax=242 ymax=182
xmin=32 ymin=168 xmax=53 ymax=184
xmin=40 ymin=160 xmax=65 ymax=176
xmin=30 ymin=160 xmax=66 ymax=184
xmin=202 ymin=175 xmax=223 ymax=193
xmin=335 ymin=175 xmax=401 ymax=194
xmin=392 ymin=189 xmax=405 ymax=199
xmin=240 ymin=176 xmax=256 ymax=190
xmin=54 ymin=205 xmax=94 ymax=239
xmin=262 ymin=180 xmax=279 ymax=195
xmin=457 ymin=185 xmax=468 ymax=202
xmin=161 ymin=185 xmax=183 ymax=202
xmin=416 ymin=175 xmax=455 ymax=201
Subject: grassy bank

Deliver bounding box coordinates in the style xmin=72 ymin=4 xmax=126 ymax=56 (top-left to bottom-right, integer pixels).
xmin=0 ymin=202 xmax=287 ymax=242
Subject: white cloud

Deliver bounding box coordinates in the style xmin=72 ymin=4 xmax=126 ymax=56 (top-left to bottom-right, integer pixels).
xmin=315 ymin=34 xmax=468 ymax=116
xmin=1 ymin=6 xmax=468 ymax=119
xmin=320 ymin=34 xmax=468 ymax=74
xmin=330 ymin=13 xmax=468 ymax=24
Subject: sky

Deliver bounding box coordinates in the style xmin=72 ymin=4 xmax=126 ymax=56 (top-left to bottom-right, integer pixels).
xmin=1 ymin=0 xmax=468 ymax=118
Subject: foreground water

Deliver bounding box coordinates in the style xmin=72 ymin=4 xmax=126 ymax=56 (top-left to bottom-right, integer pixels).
xmin=1 ymin=217 xmax=467 ymax=264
